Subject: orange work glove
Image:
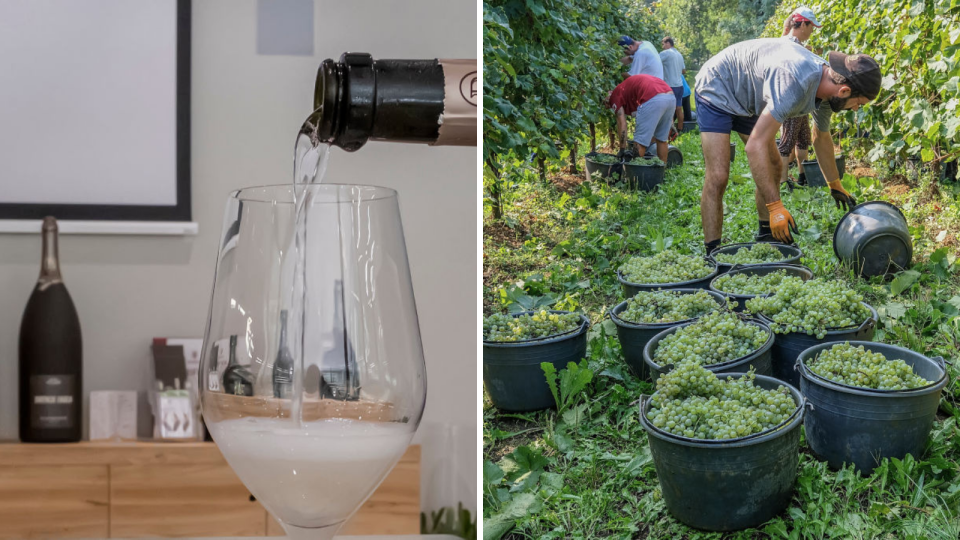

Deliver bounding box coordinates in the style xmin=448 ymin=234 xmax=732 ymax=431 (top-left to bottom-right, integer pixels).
xmin=765 ymin=200 xmax=799 ymax=244
xmin=828 ymin=179 xmax=857 ymax=211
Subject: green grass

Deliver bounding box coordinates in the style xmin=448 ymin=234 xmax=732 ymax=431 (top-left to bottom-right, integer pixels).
xmin=482 ymin=131 xmax=960 ymax=539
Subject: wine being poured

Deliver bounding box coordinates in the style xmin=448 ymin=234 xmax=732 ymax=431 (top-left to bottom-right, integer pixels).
xmin=203 ymin=52 xmax=471 ymax=540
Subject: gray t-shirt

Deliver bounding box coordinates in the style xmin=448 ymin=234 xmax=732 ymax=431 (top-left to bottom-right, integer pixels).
xmin=695 ymin=38 xmax=832 ymax=130
xmin=628 ymin=41 xmax=664 ymax=80
xmin=659 ymin=48 xmax=685 ymax=87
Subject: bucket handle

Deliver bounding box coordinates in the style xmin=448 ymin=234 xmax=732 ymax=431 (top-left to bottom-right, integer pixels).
xmin=856 ymin=314 xmax=877 ymax=334
xmin=933 ymin=356 xmax=948 ymax=370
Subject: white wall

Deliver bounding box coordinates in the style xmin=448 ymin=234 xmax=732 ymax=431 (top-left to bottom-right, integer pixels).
xmin=0 ymin=0 xmax=476 ymax=510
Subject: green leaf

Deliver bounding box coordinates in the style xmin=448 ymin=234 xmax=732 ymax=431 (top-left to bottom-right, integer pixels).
xmin=500 ymin=492 xmax=542 ymax=519
xmin=950 ymin=27 xmax=960 ymax=44
xmin=540 ymin=362 xmax=560 ymax=409
xmin=507 ymin=446 xmax=549 ymax=475
xmin=484 ymin=461 xmax=505 ymax=486
xmin=482 ymin=513 xmax=515 ymax=540
xmin=883 ymin=302 xmax=907 ymax=319
xmin=889 ymin=270 xmax=921 ymax=296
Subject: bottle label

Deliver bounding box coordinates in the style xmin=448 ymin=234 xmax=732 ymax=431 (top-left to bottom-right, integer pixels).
xmin=436 ymin=59 xmax=477 ymax=146
xmin=30 ymin=375 xmax=77 ymax=429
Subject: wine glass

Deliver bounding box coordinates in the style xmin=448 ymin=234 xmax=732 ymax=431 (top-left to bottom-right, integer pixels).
xmin=199 ymin=184 xmax=427 ymax=540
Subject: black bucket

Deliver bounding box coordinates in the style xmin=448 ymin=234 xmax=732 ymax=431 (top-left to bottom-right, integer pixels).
xmin=618 ymin=259 xmax=719 ymax=299
xmin=609 ymin=289 xmax=726 ymax=379
xmin=833 ymin=201 xmax=913 ymax=278
xmin=730 ymin=142 xmax=736 ymax=162
xmin=797 ymin=341 xmax=949 ymax=474
xmin=836 ymin=154 xmax=846 ymax=177
xmin=682 ymin=120 xmax=698 ymax=133
xmin=801 ymin=160 xmax=826 ymax=187
xmin=709 ymin=264 xmax=813 ymax=312
xmin=642 ymin=319 xmax=775 ymax=383
xmin=639 ymin=374 xmax=804 ymax=531
xmin=584 ymin=152 xmax=622 ymax=182
xmin=623 ymin=161 xmax=666 ymax=192
xmin=482 ymin=311 xmax=591 ymax=412
xmin=709 ymin=242 xmax=802 ymax=274
xmin=643 ymin=145 xmax=683 ymax=169
xmin=755 ymin=303 xmax=878 ymax=388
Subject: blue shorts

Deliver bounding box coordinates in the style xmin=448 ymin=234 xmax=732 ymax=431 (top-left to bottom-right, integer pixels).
xmin=671 ymin=86 xmax=683 ymax=107
xmin=695 ymin=95 xmax=759 ymax=136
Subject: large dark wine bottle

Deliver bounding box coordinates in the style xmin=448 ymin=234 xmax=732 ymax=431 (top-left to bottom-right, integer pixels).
xmin=272 ymin=310 xmax=294 ymax=399
xmin=221 ymin=335 xmax=253 ymax=397
xmin=19 ymin=217 xmax=82 ymax=443
xmin=312 ymin=53 xmax=477 ymax=151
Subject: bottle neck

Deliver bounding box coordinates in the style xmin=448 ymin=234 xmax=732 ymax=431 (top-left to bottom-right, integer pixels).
xmin=313 ymin=53 xmax=476 ymax=151
xmin=228 ymin=335 xmax=238 ymax=367
xmin=39 ymin=221 xmax=62 ymax=285
xmin=278 ymin=310 xmax=288 ymax=354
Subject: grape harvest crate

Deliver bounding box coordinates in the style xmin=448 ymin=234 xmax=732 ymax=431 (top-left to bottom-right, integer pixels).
xmin=0 ymin=441 xmax=420 ymax=538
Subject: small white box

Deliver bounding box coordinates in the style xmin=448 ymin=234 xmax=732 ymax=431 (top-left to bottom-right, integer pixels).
xmin=89 ymin=391 xmax=138 ymax=441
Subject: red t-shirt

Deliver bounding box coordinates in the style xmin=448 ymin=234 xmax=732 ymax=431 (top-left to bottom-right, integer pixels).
xmin=608 ymin=74 xmax=673 ymax=116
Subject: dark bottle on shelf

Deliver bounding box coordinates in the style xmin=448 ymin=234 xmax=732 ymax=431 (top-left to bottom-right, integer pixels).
xmin=310 ymin=53 xmax=476 ymax=151
xmin=19 ymin=217 xmax=82 ymax=443
xmin=221 ymin=335 xmax=253 ymax=397
xmin=272 ymin=310 xmax=294 ymax=399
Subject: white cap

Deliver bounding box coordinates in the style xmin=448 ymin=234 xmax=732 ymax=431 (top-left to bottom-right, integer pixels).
xmin=790 ymin=6 xmax=822 ymax=27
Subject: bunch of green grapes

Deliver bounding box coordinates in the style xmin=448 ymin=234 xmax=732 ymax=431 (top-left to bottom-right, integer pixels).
xmin=483 ymin=310 xmax=582 ymax=342
xmin=653 ymin=311 xmax=768 ymax=366
xmin=713 ymin=270 xmax=804 ymax=296
xmin=618 ymin=289 xmax=720 ymax=324
xmin=626 ymin=156 xmax=664 ymax=166
xmin=807 ymin=343 xmax=931 ymax=390
xmin=648 ymin=363 xmax=796 ymax=440
xmin=745 ymin=278 xmax=870 ymax=339
xmin=590 ymin=153 xmax=620 ymax=164
xmin=619 ymin=250 xmax=713 ymax=284
xmin=713 ymin=243 xmax=787 ymax=265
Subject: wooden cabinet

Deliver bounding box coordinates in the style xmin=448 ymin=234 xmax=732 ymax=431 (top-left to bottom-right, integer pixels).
xmin=0 ymin=466 xmax=109 ymax=538
xmin=0 ymin=442 xmax=419 ymax=538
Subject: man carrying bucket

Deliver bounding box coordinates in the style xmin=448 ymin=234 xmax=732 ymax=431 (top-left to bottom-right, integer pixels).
xmin=607 ymin=74 xmax=676 ymax=163
xmin=694 ymin=38 xmax=878 ymax=250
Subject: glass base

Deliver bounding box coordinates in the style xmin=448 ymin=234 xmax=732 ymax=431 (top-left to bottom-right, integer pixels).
xmin=282 ymin=521 xmax=344 ymax=540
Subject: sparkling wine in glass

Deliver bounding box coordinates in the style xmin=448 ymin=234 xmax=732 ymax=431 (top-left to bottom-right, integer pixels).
xmin=200 ymin=184 xmax=426 ymax=539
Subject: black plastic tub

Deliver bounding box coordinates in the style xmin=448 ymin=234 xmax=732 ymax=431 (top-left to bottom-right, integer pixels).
xmin=623 ymin=161 xmax=666 ymax=192
xmin=833 ymin=200 xmax=912 ymax=278
xmin=666 ymin=146 xmax=683 ymax=169
xmin=643 ymin=145 xmax=683 ymax=169
xmin=755 ymin=303 xmax=878 ymax=388
xmin=483 ymin=311 xmax=591 ymax=412
xmin=642 ymin=319 xmax=775 ymax=383
xmin=801 ymin=155 xmax=845 ymax=187
xmin=797 ymin=341 xmax=948 ymax=474
xmin=639 ymin=374 xmax=804 ymax=531
xmin=709 ymin=242 xmax=802 ymax=274
xmin=609 ymin=289 xmax=727 ymax=379
xmin=618 ymin=259 xmax=719 ymax=299
xmin=709 ymin=264 xmax=813 ymax=312
xmin=682 ymin=120 xmax=698 ymax=133
xmin=584 ymin=152 xmax=622 ymax=182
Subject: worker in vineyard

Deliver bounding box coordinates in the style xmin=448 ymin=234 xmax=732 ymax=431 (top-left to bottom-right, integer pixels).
xmin=618 ymin=36 xmax=664 ymax=80
xmin=606 ymin=74 xmax=676 ymax=164
xmin=659 ymin=37 xmax=687 ymax=134
xmin=694 ymin=39 xmax=877 ymax=249
xmin=778 ymin=7 xmax=822 ymax=188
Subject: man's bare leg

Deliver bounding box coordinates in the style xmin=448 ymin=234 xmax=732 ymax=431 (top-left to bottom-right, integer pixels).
xmin=701 ymin=132 xmax=733 ymax=245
